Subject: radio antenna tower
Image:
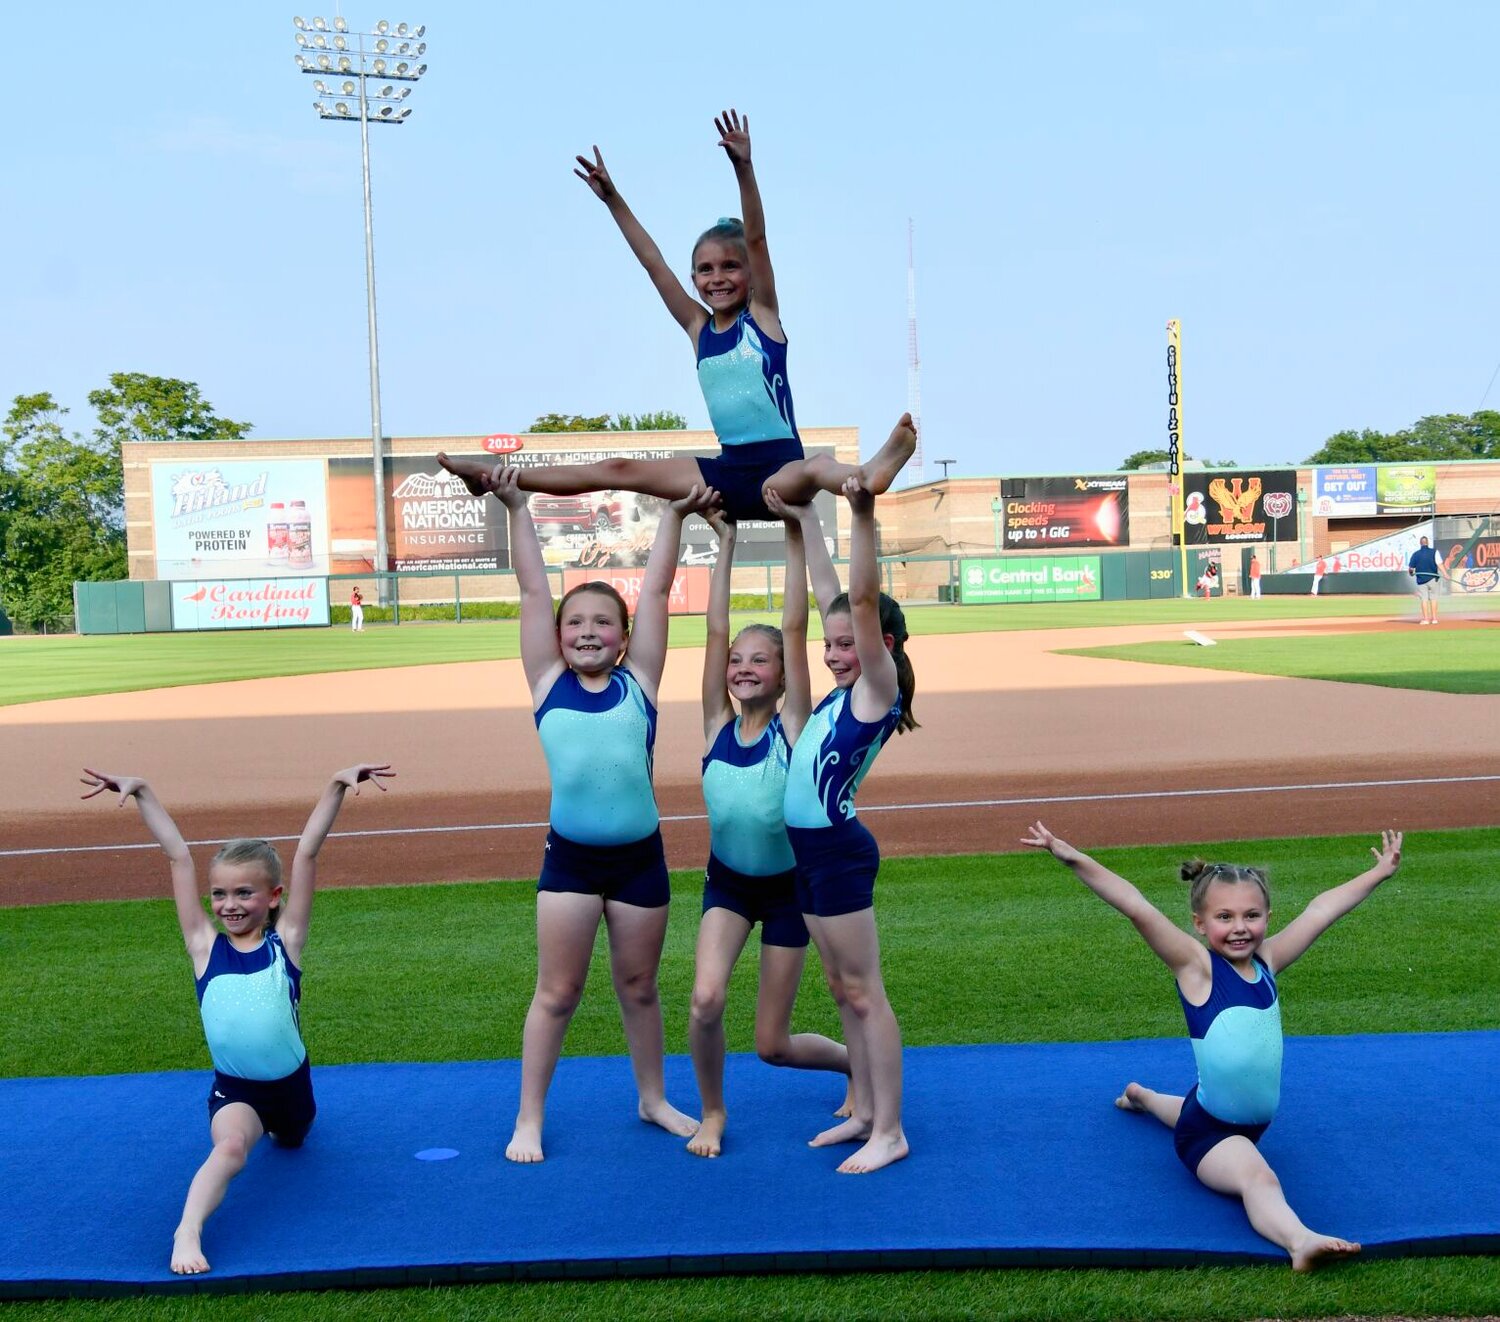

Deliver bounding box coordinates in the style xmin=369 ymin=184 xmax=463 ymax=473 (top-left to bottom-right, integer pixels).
xmin=906 ymin=218 xmax=924 ymax=483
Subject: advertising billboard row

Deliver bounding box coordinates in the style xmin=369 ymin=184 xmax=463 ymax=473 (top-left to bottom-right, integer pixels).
xmin=1313 ymin=464 xmax=1437 ymax=517
xmin=999 ymin=476 xmax=1129 ymax=549
xmin=153 ymin=443 xmax=839 ymax=579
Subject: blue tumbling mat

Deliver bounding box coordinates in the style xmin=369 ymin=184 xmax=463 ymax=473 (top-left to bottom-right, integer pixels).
xmin=1 ymin=1032 xmax=1496 ymax=1298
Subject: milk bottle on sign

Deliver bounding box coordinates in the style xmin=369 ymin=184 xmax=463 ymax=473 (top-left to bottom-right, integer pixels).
xmin=267 ymin=503 xmax=289 ymax=565
xmin=288 ymin=500 xmax=314 ymax=569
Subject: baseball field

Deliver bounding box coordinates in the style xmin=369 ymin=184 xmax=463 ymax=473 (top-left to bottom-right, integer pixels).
xmin=2 ymin=594 xmax=1497 ymax=1319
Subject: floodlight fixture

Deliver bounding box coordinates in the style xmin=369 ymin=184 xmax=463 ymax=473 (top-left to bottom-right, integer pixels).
xmin=313 ymin=16 xmax=327 ymax=29
xmin=333 ymin=15 xmax=347 ymax=30
xmin=376 ymin=18 xmax=389 ymax=32
xmin=333 ymin=35 xmax=347 ymax=50
xmin=316 ymin=53 xmax=331 ymax=68
xmin=294 ymin=15 xmax=308 ymax=28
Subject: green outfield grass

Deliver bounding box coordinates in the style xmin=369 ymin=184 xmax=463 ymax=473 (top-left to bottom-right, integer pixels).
xmin=3 ymin=828 xmax=1496 ymax=1317
xmin=0 ymin=596 xmax=1415 ymax=708
xmin=1065 ymin=628 xmax=1500 ymax=694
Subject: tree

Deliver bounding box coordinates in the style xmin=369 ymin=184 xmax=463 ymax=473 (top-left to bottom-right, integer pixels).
xmin=89 ymin=373 xmax=253 ymax=451
xmin=0 ymin=376 xmax=252 ymax=629
xmin=0 ymin=394 xmax=127 ymax=627
xmin=1117 ymin=449 xmax=1238 ymax=471
xmin=1303 ymin=411 xmax=1500 ymax=464
xmin=529 ymin=410 xmax=688 ymax=433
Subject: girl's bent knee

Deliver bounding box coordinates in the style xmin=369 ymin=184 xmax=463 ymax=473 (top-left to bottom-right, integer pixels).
xmin=755 ymin=1033 xmax=793 ymax=1066
xmin=690 ymin=986 xmax=727 ymax=1024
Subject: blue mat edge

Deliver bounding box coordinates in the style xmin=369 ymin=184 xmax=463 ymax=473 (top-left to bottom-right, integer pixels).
xmin=5 ymin=1032 xmax=1498 ymax=1300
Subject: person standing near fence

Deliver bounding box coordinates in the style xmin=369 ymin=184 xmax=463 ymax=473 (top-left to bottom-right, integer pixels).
xmin=1248 ymin=553 xmax=1262 ymax=600
xmin=1407 ymin=535 xmax=1441 ymax=626
xmin=350 ymin=586 xmax=365 ymax=632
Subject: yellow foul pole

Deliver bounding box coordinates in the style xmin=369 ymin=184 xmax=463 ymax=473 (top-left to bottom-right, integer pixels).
xmin=1167 ymin=319 xmax=1189 ymax=597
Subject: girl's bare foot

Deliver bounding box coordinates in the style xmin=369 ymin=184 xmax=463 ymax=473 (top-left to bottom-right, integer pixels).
xmin=171 ymin=1226 xmax=209 ymax=1275
xmin=837 ymin=1131 xmax=910 ymax=1175
xmin=1115 ymin=1081 xmax=1150 ymax=1111
xmin=857 ymin=414 xmax=918 ymax=495
xmin=639 ymin=1097 xmax=700 ymax=1138
xmin=809 ymin=1115 xmax=871 ymax=1147
xmin=1291 ymin=1234 xmax=1362 ymax=1272
xmin=437 ymin=452 xmax=496 ymax=498
xmin=834 ymin=1079 xmax=855 ymax=1118
xmin=506 ymin=1118 xmax=544 ymax=1163
xmin=687 ymin=1110 xmax=726 ymax=1158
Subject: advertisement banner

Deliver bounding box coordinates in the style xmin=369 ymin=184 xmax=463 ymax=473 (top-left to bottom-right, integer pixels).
xmin=329 ymin=445 xmax=837 ymax=572
xmin=1375 ymin=464 xmax=1437 ymax=515
xmin=958 ymin=556 xmax=1102 ymax=604
xmin=1000 ymin=476 xmax=1129 ymax=548
xmin=1183 ymin=470 xmax=1299 ymax=544
xmin=1313 ymin=465 xmax=1378 ymax=517
xmin=151 ymin=459 xmax=329 ymax=579
xmin=1282 ymin=520 xmax=1432 ymax=575
xmin=1436 ymin=516 xmax=1500 ymax=595
xmin=561 ymin=566 xmax=711 ymax=615
xmin=170 ymin=577 xmax=330 ymax=630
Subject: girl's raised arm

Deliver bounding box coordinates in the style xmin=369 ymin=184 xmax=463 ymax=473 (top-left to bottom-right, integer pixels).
xmin=81 ymin=770 xmax=214 ymax=964
xmin=783 ymin=495 xmax=840 ymax=620
xmin=842 ymin=480 xmax=899 ymax=722
xmin=715 ymin=109 xmax=782 ymax=336
xmin=1021 ymin=822 xmax=1206 ymax=978
xmin=1262 ymin=830 xmax=1402 ymax=975
xmin=631 ymin=486 xmax=718 ymax=701
xmin=280 ymin=764 xmax=394 ymax=964
xmin=493 ymin=466 xmax=566 ymax=698
xmin=767 ymin=494 xmax=814 ymax=746
xmin=574 ymin=146 xmax=707 ymax=340
xmin=702 ymin=512 xmax=737 ymax=743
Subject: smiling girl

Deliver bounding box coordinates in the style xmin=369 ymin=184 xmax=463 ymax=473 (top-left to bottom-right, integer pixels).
xmin=439 ymin=110 xmax=914 ymax=520
xmin=81 ymin=762 xmax=393 ymax=1275
xmin=1022 ymin=822 xmax=1404 ymax=1270
xmin=491 ymin=465 xmax=715 ymax=1163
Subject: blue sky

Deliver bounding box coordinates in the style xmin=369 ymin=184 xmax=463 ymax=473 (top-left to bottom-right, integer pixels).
xmin=6 ymin=2 xmax=1498 ymax=482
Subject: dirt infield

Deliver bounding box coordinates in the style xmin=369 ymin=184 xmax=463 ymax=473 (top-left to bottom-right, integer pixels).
xmin=3 ymin=616 xmax=1496 ymax=907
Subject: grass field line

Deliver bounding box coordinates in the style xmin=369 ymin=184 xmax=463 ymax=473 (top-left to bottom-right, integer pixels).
xmin=7 ymin=770 xmax=1499 ymax=860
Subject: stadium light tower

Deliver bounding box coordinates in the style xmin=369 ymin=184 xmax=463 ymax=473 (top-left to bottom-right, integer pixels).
xmin=292 ymin=15 xmax=428 ymax=586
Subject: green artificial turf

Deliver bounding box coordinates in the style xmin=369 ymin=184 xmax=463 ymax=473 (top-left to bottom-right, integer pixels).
xmin=1065 ymin=628 xmax=1500 ymax=694
xmin=0 ymin=597 xmax=1417 ymax=707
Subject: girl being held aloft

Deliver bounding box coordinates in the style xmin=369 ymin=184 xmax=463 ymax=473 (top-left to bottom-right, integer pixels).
xmin=492 ymin=465 xmax=714 ymax=1162
xmin=1022 ymin=822 xmax=1404 ymax=1270
xmin=686 ymin=497 xmax=851 ymax=1158
xmin=440 ymin=111 xmax=914 ymax=520
xmin=80 ymin=763 xmax=393 ymax=1275
xmin=783 ymin=421 xmax=920 ymax=1173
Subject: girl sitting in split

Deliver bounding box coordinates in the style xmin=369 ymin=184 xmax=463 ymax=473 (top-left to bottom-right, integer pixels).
xmin=440 ymin=110 xmax=914 ymax=520
xmin=1022 ymin=822 xmax=1404 ymax=1270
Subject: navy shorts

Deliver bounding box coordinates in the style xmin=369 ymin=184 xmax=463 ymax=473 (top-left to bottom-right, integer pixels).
xmin=538 ymin=827 xmax=670 ymax=908
xmin=208 ymin=1056 xmax=316 ymax=1148
xmin=696 ymin=437 xmax=804 ymax=522
xmin=702 ymin=854 xmax=809 ymax=948
xmin=1173 ymin=1084 xmax=1269 ymax=1174
xmin=786 ymin=817 xmax=880 ymax=918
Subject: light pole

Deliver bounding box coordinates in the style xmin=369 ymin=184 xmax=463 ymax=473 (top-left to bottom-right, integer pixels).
xmin=934 ymin=458 xmax=957 ymax=480
xmin=293 ymin=15 xmax=427 ymax=591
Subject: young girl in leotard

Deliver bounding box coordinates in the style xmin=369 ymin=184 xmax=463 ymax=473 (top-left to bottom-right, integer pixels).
xmin=1022 ymin=822 xmax=1404 ymax=1270
xmin=439 ymin=110 xmax=915 ymax=520
xmin=781 ymin=421 xmax=919 ymax=1174
xmin=491 ymin=465 xmax=715 ymax=1162
xmin=686 ymin=499 xmax=851 ymax=1158
xmin=80 ymin=762 xmax=393 ymax=1275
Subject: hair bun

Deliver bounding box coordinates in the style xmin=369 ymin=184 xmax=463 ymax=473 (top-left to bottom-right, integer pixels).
xmin=1180 ymin=858 xmax=1209 ymax=883
xmin=718 ymin=216 xmax=741 ymax=226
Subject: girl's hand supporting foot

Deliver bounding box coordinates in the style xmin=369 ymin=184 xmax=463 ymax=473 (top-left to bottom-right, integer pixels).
xmin=80 ymin=770 xmax=146 ymax=804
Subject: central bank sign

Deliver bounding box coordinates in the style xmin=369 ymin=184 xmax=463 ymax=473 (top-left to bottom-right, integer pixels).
xmin=958 ymin=556 xmax=1102 ymax=604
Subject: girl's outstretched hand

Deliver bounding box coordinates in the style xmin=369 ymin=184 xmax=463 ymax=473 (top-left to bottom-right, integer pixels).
xmin=715 ymin=109 xmax=751 ymax=165
xmin=489 ymin=465 xmax=528 ymax=510
xmin=1020 ymin=821 xmax=1082 ymax=865
xmin=333 ymin=764 xmax=395 ymax=795
xmin=573 ymin=146 xmax=617 ymax=201
xmin=1370 ymin=828 xmax=1403 ymax=876
xmin=80 ymin=769 xmax=146 ymax=804
xmin=669 ymin=484 xmax=720 ymax=518
xmin=705 ymin=508 xmax=735 ymax=538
